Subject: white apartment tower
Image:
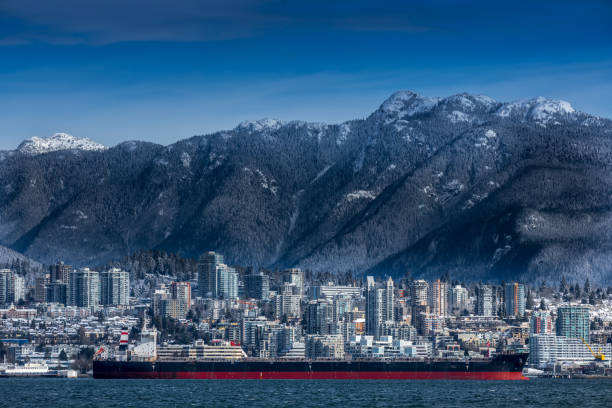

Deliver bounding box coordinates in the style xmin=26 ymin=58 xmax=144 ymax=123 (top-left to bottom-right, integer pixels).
xmin=365 ymin=276 xmax=395 ymax=337
xmin=70 ymin=268 xmax=100 ymax=307
xmin=197 ymin=251 xmax=238 ymax=299
xmin=100 ymin=268 xmax=130 ymax=306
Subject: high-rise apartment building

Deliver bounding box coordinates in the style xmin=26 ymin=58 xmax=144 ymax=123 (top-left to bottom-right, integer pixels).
xmin=153 ymin=282 xmax=192 ymax=319
xmin=365 ymin=276 xmax=378 ymax=336
xmin=450 ymin=285 xmax=468 ymax=312
xmin=556 ymin=306 xmax=590 ymax=341
xmin=0 ymin=269 xmax=24 ymax=304
xmin=0 ymin=269 xmax=12 ymax=304
xmin=305 ymin=300 xmax=333 ymax=335
xmin=428 ymin=279 xmax=448 ymax=316
xmin=34 ymin=274 xmax=50 ymax=303
xmin=244 ymin=272 xmax=270 ymax=300
xmin=476 ymin=285 xmax=494 ymax=316
xmin=530 ymin=310 xmax=553 ymax=334
xmin=365 ymin=276 xmax=395 ymax=337
xmin=197 ymin=251 xmax=238 ymax=299
xmin=50 ymin=261 xmax=72 ymax=284
xmin=170 ymin=281 xmax=192 ymax=318
xmin=273 ymin=284 xmax=301 ymax=320
xmin=69 ymin=268 xmax=100 ymax=307
xmin=45 ymin=282 xmax=68 ymax=305
xmin=410 ymin=280 xmax=429 ymax=306
xmin=282 ymin=268 xmax=304 ymax=297
xmin=13 ymin=275 xmax=24 ymax=303
xmin=381 ymin=277 xmax=395 ymax=323
xmin=504 ymin=282 xmax=526 ymax=317
xmin=100 ymin=268 xmax=130 ymax=306
xmin=410 ymin=279 xmax=429 ymax=324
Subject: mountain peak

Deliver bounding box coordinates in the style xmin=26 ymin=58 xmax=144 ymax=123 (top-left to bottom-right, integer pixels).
xmin=497 ymin=97 xmax=576 ymax=123
xmin=17 ymin=133 xmax=107 ymax=155
xmin=236 ymin=118 xmax=284 ymax=132
xmin=379 ymin=91 xmax=440 ymax=121
xmin=441 ymin=93 xmax=497 ymax=111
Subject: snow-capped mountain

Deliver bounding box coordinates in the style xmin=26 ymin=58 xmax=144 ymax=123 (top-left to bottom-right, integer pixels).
xmin=1 ymin=91 xmax=611 ymax=284
xmin=497 ymin=96 xmax=577 ymax=125
xmin=17 ymin=133 xmax=107 ymax=155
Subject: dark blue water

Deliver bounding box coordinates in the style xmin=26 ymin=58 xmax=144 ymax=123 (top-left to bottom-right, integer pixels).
xmin=0 ymin=378 xmax=610 ymax=407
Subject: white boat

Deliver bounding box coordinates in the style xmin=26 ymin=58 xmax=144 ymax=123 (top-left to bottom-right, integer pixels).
xmin=2 ymin=362 xmax=54 ymax=376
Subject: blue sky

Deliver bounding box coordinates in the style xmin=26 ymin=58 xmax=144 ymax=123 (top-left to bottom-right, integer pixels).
xmin=0 ymin=0 xmax=611 ymax=149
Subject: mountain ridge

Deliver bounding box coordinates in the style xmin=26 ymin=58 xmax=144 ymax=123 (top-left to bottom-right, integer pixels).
xmin=1 ymin=91 xmax=611 ymax=284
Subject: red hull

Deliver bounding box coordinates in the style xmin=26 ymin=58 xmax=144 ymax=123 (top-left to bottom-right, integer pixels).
xmin=102 ymin=371 xmax=527 ymax=380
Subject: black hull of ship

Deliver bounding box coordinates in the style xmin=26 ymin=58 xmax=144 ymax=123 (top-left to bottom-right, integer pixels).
xmin=94 ymin=353 xmax=528 ymax=380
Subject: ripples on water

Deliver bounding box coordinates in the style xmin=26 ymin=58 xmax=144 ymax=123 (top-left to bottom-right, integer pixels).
xmin=0 ymin=378 xmax=610 ymax=408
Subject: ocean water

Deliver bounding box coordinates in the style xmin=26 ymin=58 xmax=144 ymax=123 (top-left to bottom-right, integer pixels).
xmin=0 ymin=378 xmax=610 ymax=407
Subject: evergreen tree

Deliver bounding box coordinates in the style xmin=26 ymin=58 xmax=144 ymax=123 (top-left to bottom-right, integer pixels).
xmin=574 ymin=283 xmax=581 ymax=299
xmin=526 ymin=289 xmax=535 ymax=310
xmin=560 ymin=275 xmax=568 ymax=294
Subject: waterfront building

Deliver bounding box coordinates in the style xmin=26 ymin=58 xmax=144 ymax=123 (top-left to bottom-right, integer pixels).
xmin=476 ymin=285 xmax=494 ymax=316
xmin=69 ymin=268 xmax=100 ymax=307
xmin=157 ymin=341 xmax=247 ymax=360
xmin=100 ymin=268 xmax=130 ymax=306
xmin=257 ymin=324 xmax=298 ymax=358
xmin=556 ymin=306 xmax=590 ymax=341
xmin=281 ymin=342 xmax=306 ymax=359
xmin=305 ymin=334 xmax=344 ymax=359
xmin=379 ymin=321 xmax=418 ymax=341
xmin=197 ymin=251 xmax=238 ymax=299
xmin=529 ymin=334 xmax=612 ymax=366
xmin=244 ymin=272 xmax=270 ymax=300
xmin=241 ymin=317 xmax=268 ymax=349
xmin=504 ymin=282 xmax=526 ymax=317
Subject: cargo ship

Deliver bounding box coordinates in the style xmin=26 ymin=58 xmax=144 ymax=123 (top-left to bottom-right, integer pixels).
xmin=94 ymin=353 xmax=527 ymax=380
xmin=93 ymin=326 xmax=528 ymax=380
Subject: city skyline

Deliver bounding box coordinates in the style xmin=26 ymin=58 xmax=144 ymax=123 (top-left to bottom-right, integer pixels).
xmin=1 ymin=248 xmax=610 ymax=379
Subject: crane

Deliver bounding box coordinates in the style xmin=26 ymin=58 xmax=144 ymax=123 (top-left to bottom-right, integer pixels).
xmin=581 ymin=338 xmax=606 ymax=361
